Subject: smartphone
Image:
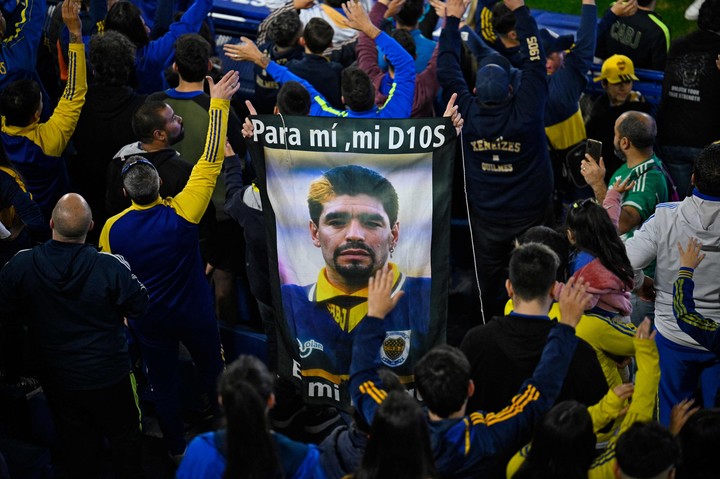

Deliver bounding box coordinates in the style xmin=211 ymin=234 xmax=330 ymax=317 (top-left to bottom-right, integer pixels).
xmin=585 ymin=139 xmax=603 ymax=162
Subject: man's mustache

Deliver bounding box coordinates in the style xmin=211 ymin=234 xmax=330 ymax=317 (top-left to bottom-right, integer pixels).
xmin=334 ymin=242 xmax=375 ymax=260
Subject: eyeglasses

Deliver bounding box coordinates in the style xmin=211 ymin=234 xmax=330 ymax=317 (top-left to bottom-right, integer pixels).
xmin=121 ymin=157 xmax=156 ymax=179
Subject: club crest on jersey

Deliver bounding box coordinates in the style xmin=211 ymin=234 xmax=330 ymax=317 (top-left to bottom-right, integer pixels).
xmin=381 ymin=330 xmax=411 ymax=367
xmin=298 ymin=339 xmax=324 ymax=358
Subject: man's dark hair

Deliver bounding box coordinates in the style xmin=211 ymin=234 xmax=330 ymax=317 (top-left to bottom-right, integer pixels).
xmin=616 ymin=422 xmax=679 ymax=479
xmin=122 ymin=156 xmax=160 ymax=205
xmin=277 ymin=81 xmax=311 ymax=115
xmin=132 ymin=101 xmax=170 ymax=142
xmin=508 ymin=243 xmax=560 ymax=302
xmin=0 ymin=80 xmax=41 ymax=127
xmin=268 ymin=11 xmax=303 ymax=48
xmin=517 ymin=226 xmax=569 ymax=282
xmin=307 ymin=165 xmax=399 ymax=226
xmin=174 ymin=34 xmax=211 ymax=82
xmin=341 ymin=67 xmax=375 ymax=112
xmin=89 ymin=31 xmax=136 ymax=87
xmin=395 ymin=0 xmax=424 ymax=27
xmin=491 ymin=2 xmax=516 ymax=35
xmin=414 ymin=345 xmax=470 ymax=418
xmin=698 ymin=0 xmax=720 ymax=32
xmin=105 ymin=1 xmax=149 ymax=48
xmin=390 ymin=29 xmax=416 ymax=61
xmin=693 ymin=142 xmax=720 ymax=196
xmin=637 ymin=0 xmax=654 ymax=7
xmin=303 ymin=18 xmax=334 ymax=54
xmin=617 ymin=111 xmax=656 ymax=150
xmin=677 ymin=409 xmax=720 ymax=479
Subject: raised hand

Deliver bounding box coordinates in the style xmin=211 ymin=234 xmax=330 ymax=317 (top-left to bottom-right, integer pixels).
xmin=428 ymin=0 xmax=446 ymax=19
xmin=342 ymin=1 xmax=380 ymax=38
xmin=446 ymin=0 xmax=465 ymax=19
xmin=443 ymin=93 xmax=463 ymax=135
xmin=611 ymin=0 xmax=638 ymax=17
xmin=224 ymin=37 xmax=268 ymax=68
xmin=242 ymin=100 xmax=258 ymax=139
xmin=367 ymin=265 xmax=404 ymax=319
xmin=669 ymin=398 xmax=699 ymax=435
xmin=293 ymin=0 xmax=315 ymax=9
xmin=612 ymin=175 xmax=636 ymax=194
xmin=384 ymin=0 xmax=407 ymax=19
xmin=581 ymin=154 xmax=606 ymax=189
xmin=635 ymin=317 xmax=656 ymax=341
xmin=207 ymin=70 xmax=241 ymax=101
xmin=677 ymin=237 xmax=706 ymax=270
xmin=62 ymin=0 xmax=82 ymax=41
xmin=558 ymin=276 xmax=591 ymax=329
xmin=611 ymin=382 xmax=635 ymax=417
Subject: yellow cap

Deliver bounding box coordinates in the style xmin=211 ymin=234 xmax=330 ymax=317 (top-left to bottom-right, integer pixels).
xmin=593 ymin=54 xmax=640 ymax=84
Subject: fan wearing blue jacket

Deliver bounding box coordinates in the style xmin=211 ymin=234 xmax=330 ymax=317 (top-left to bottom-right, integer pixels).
xmin=103 ymin=0 xmax=213 ymax=94
xmin=438 ymin=0 xmax=551 ymax=319
xmin=351 ymin=246 xmax=590 ymax=478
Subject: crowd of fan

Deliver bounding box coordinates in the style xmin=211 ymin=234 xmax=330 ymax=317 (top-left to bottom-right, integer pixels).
xmin=1 ymin=0 xmax=720 ymax=476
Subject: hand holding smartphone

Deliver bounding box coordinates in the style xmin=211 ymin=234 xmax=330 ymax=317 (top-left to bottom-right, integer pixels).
xmin=585 ymin=139 xmax=602 ymax=163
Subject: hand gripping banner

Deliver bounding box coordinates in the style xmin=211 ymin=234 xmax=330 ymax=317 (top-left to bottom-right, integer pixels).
xmin=246 ymin=115 xmax=456 ymax=409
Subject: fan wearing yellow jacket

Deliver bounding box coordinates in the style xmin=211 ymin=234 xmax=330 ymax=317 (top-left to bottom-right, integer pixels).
xmin=506 ymin=318 xmax=660 ymax=479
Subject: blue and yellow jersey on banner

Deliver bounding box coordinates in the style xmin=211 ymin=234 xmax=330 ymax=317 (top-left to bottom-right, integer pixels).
xmin=282 ymin=263 xmax=430 ymax=407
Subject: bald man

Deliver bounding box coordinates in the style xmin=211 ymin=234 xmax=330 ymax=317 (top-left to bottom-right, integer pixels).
xmin=0 ymin=193 xmax=148 ymax=478
xmin=581 ymin=110 xmax=669 ymax=237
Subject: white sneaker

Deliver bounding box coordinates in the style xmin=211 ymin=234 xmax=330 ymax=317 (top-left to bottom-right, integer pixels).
xmin=685 ymin=0 xmax=706 ymax=20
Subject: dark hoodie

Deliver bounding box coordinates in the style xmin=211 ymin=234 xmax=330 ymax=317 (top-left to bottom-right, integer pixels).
xmin=0 ymin=241 xmax=148 ymax=390
xmin=70 ymin=85 xmax=147 ymax=242
xmin=318 ymin=423 xmax=368 ymax=479
xmin=438 ymin=7 xmax=552 ymax=222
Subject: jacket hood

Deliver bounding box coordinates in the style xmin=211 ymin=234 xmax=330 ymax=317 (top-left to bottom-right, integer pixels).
xmin=114 ymin=142 xmax=145 ymax=160
xmin=679 ymin=195 xmax=720 ymax=246
xmin=84 ymin=85 xmax=145 ymax=121
xmin=574 ymin=258 xmax=632 ymax=316
xmin=113 ymin=144 xmax=180 ymax=169
xmin=32 ymin=241 xmax=97 ymax=297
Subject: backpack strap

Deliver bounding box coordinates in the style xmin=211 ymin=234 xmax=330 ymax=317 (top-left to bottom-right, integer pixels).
xmin=633 ymin=159 xmax=679 ymax=201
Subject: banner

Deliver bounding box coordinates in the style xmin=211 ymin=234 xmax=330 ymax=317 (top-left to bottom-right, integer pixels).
xmin=248 ymin=115 xmax=456 ymax=409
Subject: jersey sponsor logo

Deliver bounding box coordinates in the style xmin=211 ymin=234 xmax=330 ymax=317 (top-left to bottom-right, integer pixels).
xmin=307 ymin=380 xmax=341 ymax=401
xmin=381 ymin=330 xmax=411 ymax=367
xmin=298 ymin=338 xmax=324 ymax=358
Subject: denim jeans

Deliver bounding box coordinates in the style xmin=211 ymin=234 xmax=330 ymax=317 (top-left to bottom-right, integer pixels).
xmin=657 ymin=145 xmax=705 ymax=199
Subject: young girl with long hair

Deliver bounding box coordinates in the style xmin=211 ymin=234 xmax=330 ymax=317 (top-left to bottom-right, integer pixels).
xmin=176 ymin=355 xmax=323 ymax=479
xmin=353 ymin=391 xmax=434 ymax=479
xmin=566 ymin=197 xmax=635 ymax=318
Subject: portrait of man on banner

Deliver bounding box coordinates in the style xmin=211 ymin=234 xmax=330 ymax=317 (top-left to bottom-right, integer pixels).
xmin=248 ymin=115 xmax=454 ymax=409
xmin=266 ymin=152 xmax=435 ymax=406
